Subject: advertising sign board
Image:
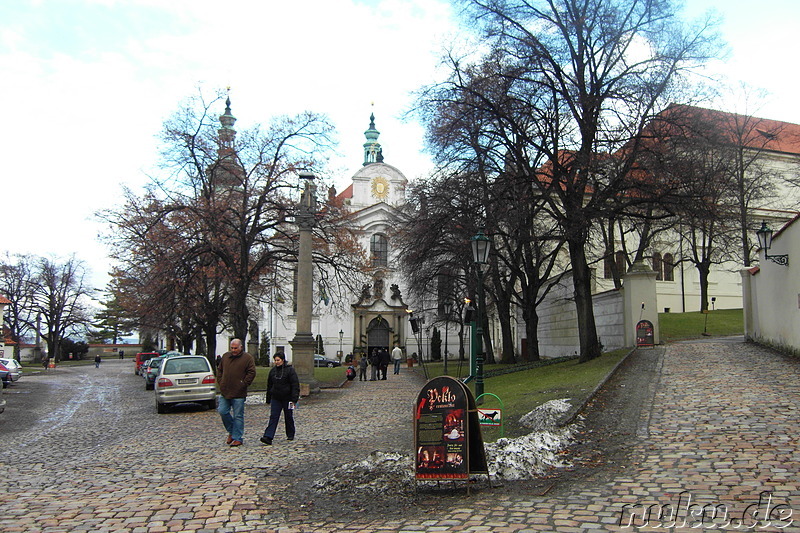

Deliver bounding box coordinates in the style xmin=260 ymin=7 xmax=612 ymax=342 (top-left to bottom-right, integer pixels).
xmin=636 ymin=319 xmax=655 ymax=347
xmin=414 ymin=376 xmax=488 ymax=480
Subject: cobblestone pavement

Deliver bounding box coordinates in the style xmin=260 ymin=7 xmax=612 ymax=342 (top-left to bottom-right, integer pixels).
xmin=0 ymin=341 xmax=798 ymax=532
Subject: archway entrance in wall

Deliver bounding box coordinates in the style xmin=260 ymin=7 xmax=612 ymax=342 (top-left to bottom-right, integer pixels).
xmin=366 ymin=316 xmax=391 ymax=357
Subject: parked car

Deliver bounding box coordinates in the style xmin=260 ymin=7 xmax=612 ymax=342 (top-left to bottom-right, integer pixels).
xmin=0 ymin=362 xmax=10 ymax=388
xmin=154 ymin=355 xmax=217 ymax=413
xmin=143 ymin=357 xmax=165 ymax=390
xmin=313 ymin=354 xmax=341 ymax=367
xmin=0 ymin=359 xmax=22 ymax=382
xmin=135 ymin=352 xmax=160 ymax=375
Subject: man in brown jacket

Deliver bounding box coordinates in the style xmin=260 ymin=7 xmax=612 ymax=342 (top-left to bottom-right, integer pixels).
xmin=217 ymin=338 xmax=256 ymax=447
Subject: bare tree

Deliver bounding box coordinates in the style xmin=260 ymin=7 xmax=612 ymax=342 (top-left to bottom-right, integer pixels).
xmin=32 ymin=255 xmax=93 ymax=362
xmin=427 ymin=0 xmax=719 ymax=361
xmin=101 ymin=89 xmax=365 ymax=355
xmin=0 ymin=253 xmax=38 ymax=361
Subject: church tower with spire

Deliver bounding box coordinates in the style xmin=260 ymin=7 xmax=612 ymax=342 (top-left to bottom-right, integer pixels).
xmin=363 ymin=112 xmax=384 ymax=165
xmin=211 ymin=95 xmax=244 ymax=190
xmin=347 ymin=112 xmax=407 ymax=209
xmin=218 ymin=96 xmax=237 ymax=156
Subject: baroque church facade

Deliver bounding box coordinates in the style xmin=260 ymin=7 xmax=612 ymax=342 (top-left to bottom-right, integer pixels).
xmin=262 ymin=114 xmax=419 ymax=363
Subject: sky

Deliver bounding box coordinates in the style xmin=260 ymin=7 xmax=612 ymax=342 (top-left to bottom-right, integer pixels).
xmin=1 ymin=0 xmax=799 ymax=295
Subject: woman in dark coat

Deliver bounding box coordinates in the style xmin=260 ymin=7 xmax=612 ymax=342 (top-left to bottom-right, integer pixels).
xmin=260 ymin=352 xmax=300 ymax=445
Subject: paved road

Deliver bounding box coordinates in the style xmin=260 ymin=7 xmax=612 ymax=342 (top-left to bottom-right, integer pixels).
xmin=0 ymin=341 xmax=798 ymax=532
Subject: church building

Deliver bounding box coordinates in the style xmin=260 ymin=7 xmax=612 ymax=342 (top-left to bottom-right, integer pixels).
xmin=263 ymin=114 xmax=419 ymax=363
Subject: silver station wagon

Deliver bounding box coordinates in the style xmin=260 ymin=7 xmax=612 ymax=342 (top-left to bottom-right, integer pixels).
xmin=154 ymin=355 xmax=217 ymax=413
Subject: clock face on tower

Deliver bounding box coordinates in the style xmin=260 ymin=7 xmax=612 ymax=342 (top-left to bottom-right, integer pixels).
xmin=371 ymin=176 xmax=390 ymax=201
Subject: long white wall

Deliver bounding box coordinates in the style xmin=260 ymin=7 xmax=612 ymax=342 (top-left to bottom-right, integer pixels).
xmin=535 ymin=273 xmax=627 ymax=358
xmin=743 ymin=217 xmax=800 ymax=353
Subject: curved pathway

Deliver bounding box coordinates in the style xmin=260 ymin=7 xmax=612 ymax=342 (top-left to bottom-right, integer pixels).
xmin=0 ymin=341 xmax=798 ymax=532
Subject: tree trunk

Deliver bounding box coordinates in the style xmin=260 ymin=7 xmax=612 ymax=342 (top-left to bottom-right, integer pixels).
xmin=697 ymin=260 xmax=711 ymax=312
xmin=569 ymin=238 xmax=601 ymax=362
xmin=458 ymin=323 xmax=466 ymax=361
xmin=204 ymin=324 xmax=218 ymax=371
xmin=494 ymin=294 xmax=516 ymax=364
xmin=481 ymin=312 xmax=495 ymax=364
xmin=229 ymin=288 xmax=250 ymax=344
xmin=522 ymin=306 xmax=541 ymax=362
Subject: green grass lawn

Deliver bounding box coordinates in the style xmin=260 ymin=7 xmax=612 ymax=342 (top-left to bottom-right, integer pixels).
xmin=250 ymin=364 xmax=344 ymax=391
xmin=659 ymin=308 xmax=743 ymax=341
xmin=417 ymin=349 xmax=628 ymax=441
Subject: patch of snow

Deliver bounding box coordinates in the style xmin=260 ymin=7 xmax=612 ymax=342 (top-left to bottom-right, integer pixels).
xmin=312 ymin=399 xmax=579 ymax=493
xmin=485 ymin=426 xmax=575 ymax=480
xmin=518 ymin=398 xmax=572 ymax=431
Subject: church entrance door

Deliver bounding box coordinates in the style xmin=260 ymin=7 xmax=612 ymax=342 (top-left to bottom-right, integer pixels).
xmin=366 ymin=316 xmax=390 ymax=355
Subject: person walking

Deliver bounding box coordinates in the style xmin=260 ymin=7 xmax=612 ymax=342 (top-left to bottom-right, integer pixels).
xmin=260 ymin=352 xmax=300 ymax=445
xmin=369 ymin=348 xmax=378 ymax=381
xmin=217 ymin=338 xmax=256 ymax=447
xmin=94 ymin=354 xmax=101 ymax=368
xmin=391 ymin=343 xmax=403 ymax=375
xmin=378 ymin=347 xmax=390 ymax=380
xmin=358 ymin=352 xmax=368 ymax=381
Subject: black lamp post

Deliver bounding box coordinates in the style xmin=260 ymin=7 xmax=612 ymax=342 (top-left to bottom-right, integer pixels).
xmin=470 ymin=227 xmax=491 ymax=403
xmin=443 ymin=300 xmax=452 ymax=376
xmin=756 ymin=221 xmax=789 ymax=266
xmin=339 ymin=329 xmax=344 ymax=360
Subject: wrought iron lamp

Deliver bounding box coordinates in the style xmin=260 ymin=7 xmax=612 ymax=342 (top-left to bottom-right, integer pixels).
xmin=756 ymin=222 xmax=789 ymax=266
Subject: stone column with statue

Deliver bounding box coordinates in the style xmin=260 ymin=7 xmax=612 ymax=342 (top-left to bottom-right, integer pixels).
xmin=290 ymin=172 xmax=319 ymax=394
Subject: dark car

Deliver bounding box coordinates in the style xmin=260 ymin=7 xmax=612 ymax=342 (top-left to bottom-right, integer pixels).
xmin=313 ymin=354 xmax=341 ymax=368
xmin=143 ymin=357 xmax=165 ymax=390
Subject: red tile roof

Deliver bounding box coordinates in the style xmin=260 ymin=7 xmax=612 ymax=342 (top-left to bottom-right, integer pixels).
xmin=337 ymin=183 xmax=353 ymax=201
xmin=653 ymin=104 xmax=800 ymax=156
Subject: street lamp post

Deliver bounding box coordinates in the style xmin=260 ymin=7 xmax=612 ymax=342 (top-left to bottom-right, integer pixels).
xmin=470 ymin=227 xmax=491 ymax=403
xmin=339 ymin=329 xmax=344 ymax=360
xmin=443 ymin=300 xmax=452 ymax=376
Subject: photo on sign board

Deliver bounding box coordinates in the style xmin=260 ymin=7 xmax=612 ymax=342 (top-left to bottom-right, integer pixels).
xmin=443 ymin=409 xmax=465 ymax=441
xmin=417 ymin=445 xmax=445 ymax=469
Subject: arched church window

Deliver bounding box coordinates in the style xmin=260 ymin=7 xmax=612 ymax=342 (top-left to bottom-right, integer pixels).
xmin=663 ymin=253 xmax=674 ymax=281
xmin=615 ymin=251 xmax=627 ymax=277
xmin=652 ymin=252 xmax=663 ymax=281
xmin=371 ymin=234 xmax=388 ymax=268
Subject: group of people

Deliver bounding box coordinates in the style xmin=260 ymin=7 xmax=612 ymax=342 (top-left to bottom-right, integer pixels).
xmin=215 ymin=340 xmax=408 ymax=447
xmin=357 ymin=343 xmax=405 ymax=381
xmin=216 ymin=338 xmax=299 ymax=448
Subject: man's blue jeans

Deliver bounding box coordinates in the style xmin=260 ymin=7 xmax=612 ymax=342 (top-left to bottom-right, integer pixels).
xmin=393 ymin=359 xmax=402 ymax=374
xmin=218 ymin=396 xmax=246 ymax=442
